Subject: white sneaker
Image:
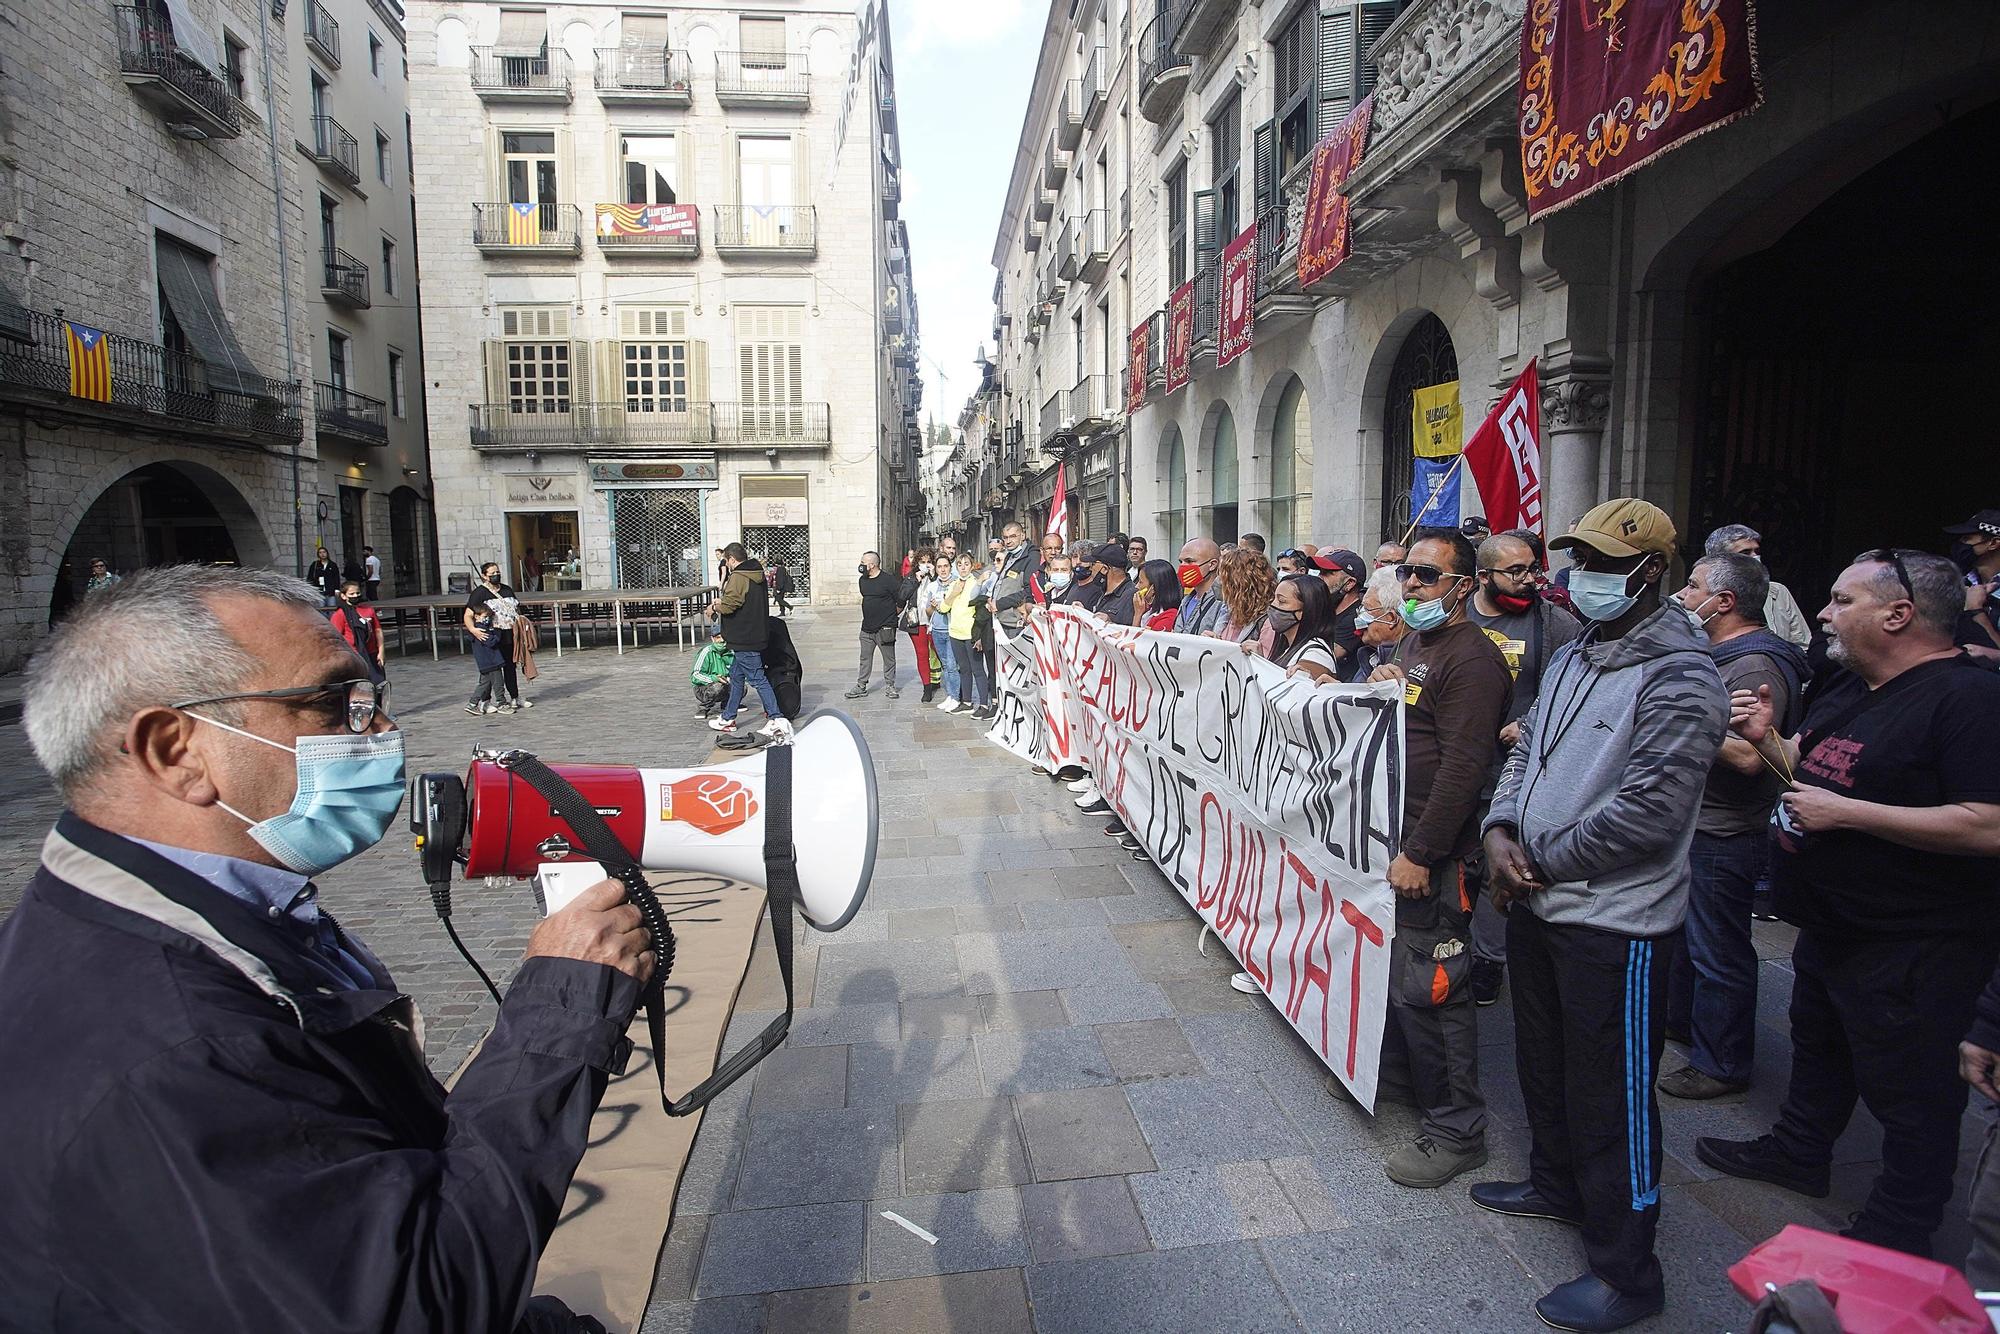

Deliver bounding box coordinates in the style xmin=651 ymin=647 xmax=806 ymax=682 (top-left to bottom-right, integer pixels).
xmin=1229 ymin=972 xmax=1261 ymax=995
xmin=758 ymin=717 xmax=794 ymax=741
xmin=515 ymin=697 xmax=536 ymax=709
xmin=707 ymin=717 xmax=737 ymax=733
xmin=934 ymin=697 xmax=955 ymax=711
xmin=938 ymin=699 xmax=962 ymax=713
xmin=1072 ymin=786 xmax=1100 ymax=807
xmin=1066 ymin=778 xmax=1094 ymax=793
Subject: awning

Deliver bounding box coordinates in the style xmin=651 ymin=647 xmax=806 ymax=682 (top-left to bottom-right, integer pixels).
xmin=155 ymin=236 xmax=264 ymax=397
xmin=619 ymin=14 xmax=667 ymax=47
xmin=161 ymin=0 xmax=221 ymax=74
xmin=496 ymin=9 xmax=548 ymax=53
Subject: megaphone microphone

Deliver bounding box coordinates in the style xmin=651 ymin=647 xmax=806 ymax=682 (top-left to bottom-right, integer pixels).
xmin=409 ymin=710 xmax=878 ymax=1114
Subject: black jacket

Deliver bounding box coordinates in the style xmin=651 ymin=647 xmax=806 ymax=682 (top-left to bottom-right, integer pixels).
xmin=858 ymin=570 xmax=902 ymax=634
xmin=307 ymin=559 xmax=342 ymax=596
xmin=712 ymin=558 xmax=771 ymax=652
xmin=0 ymin=813 xmax=639 ymax=1333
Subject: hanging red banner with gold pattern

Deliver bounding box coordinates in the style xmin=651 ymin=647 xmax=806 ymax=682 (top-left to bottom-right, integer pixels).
xmin=1296 ymin=95 xmax=1375 ymax=290
xmin=1218 ymin=225 xmax=1257 ymax=369
xmin=1164 ymin=282 xmax=1194 ymax=396
xmin=1519 ymin=0 xmax=1762 ymax=219
xmin=1128 ymin=320 xmax=1149 ymax=411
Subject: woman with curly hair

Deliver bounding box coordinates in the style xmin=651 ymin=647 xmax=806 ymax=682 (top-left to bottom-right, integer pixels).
xmin=1210 ymin=546 xmax=1277 ymax=644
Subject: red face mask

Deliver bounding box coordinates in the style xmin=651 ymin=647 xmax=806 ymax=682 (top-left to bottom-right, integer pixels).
xmin=1493 ymin=589 xmax=1537 ymax=614
xmin=1177 ymin=561 xmax=1207 ymax=593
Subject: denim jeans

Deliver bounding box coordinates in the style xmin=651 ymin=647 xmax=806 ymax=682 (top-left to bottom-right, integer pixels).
xmin=722 ymin=648 xmax=781 ymax=722
xmin=934 ymin=617 xmax=961 ymax=699
xmin=1684 ymin=829 xmax=1766 ymax=1084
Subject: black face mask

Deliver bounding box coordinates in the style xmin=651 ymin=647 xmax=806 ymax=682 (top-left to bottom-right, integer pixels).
xmin=1951 ymin=542 xmax=1978 ymax=572
xmin=858 ymin=564 xmax=870 ymax=576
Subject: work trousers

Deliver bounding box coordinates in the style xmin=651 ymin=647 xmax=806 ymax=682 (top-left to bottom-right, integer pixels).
xmin=857 ymin=628 xmax=898 ymax=689
xmin=1508 ymin=907 xmax=1669 ymax=1297
xmin=1772 ymin=926 xmax=1996 ymax=1254
xmin=1382 ymin=858 xmax=1486 ymax=1153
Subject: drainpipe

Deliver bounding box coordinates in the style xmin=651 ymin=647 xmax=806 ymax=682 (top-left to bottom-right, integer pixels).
xmin=257 ymin=0 xmax=305 ymax=574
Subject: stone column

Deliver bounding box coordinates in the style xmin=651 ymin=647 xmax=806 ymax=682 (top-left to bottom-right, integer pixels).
xmin=1540 ymin=374 xmax=1611 ymax=537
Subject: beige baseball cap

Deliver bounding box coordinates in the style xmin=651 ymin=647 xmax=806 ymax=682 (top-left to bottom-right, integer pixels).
xmin=1549 ymin=498 xmax=1678 ymax=559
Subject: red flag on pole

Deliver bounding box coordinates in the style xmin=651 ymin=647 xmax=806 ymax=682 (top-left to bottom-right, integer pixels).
xmin=1462 ymin=360 xmax=1545 ymax=535
xmin=1049 ymin=461 xmax=1070 ymax=546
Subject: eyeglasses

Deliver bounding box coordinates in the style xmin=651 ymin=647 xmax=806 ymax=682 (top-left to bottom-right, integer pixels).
xmin=174 ymin=678 xmax=394 ymax=735
xmin=1856 ymin=548 xmax=1919 ymax=601
xmin=1394 ymin=563 xmax=1468 ymax=587
xmin=1481 ymin=563 xmax=1536 ymax=579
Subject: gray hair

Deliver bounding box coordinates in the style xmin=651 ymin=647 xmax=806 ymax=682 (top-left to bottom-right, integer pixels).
xmin=1851 ymin=549 xmax=1961 ymax=638
xmin=1693 ymin=553 xmax=1769 ymax=624
xmin=1364 ymin=565 xmax=1404 ymax=614
xmin=25 ymin=565 xmax=322 ymax=799
xmin=1704 ymin=523 xmax=1761 ymax=558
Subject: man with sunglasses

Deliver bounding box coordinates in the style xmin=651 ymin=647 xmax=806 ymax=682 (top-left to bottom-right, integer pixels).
xmin=1697 ymin=547 xmax=2000 ymax=1266
xmin=1477 ymin=498 xmax=1726 ymax=1333
xmin=0 ymin=565 xmax=650 ymax=1333
xmin=1365 ymin=527 xmax=1513 ymax=1192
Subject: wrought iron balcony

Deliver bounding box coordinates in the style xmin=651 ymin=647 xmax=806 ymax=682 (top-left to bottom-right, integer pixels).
xmin=1081 ymin=46 xmax=1106 ymax=126
xmin=881 ymin=161 xmax=901 ymax=215
xmin=1032 ymin=186 xmax=1055 ymax=223
xmin=593 ymin=46 xmax=692 ymax=103
xmin=0 ymin=307 xmax=300 ymax=444
xmin=305 ymin=0 xmax=340 ymax=65
xmin=712 ymin=205 xmax=816 ymax=256
xmin=309 ymin=115 xmax=360 ymax=185
xmin=1141 ymin=309 xmax=1166 ymax=384
xmin=1040 ymin=389 xmax=1069 ymax=451
xmin=320 ymin=247 xmax=370 ymax=308
xmin=1023 ymin=214 xmax=1043 ymax=253
xmin=473 ymin=202 xmax=583 ymax=253
xmin=715 ymin=49 xmax=809 ymax=106
xmin=468 ymin=400 xmax=831 ymax=450
xmin=1191 ymin=264 xmax=1220 ymax=351
xmin=469 ymin=47 xmax=573 ymax=101
xmin=113 ymin=7 xmax=240 ymax=140
xmin=315 ymin=381 xmax=387 ymax=444
xmin=1137 ymin=11 xmax=1191 ymax=124
xmin=1054 ymin=79 xmax=1083 ymax=151
xmin=594 ymin=203 xmax=699 ymax=256
xmin=710 ymin=400 xmax=830 ymax=446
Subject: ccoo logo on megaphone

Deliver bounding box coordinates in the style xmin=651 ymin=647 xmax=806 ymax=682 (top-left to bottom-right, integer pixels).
xmin=662 ymin=775 xmax=758 ymax=834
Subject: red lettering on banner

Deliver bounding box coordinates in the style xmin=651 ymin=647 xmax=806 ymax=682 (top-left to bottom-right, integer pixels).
xmin=1278 ymin=845 xmax=1322 ymax=1022
xmin=1339 ymin=901 xmax=1385 ymax=1078
xmin=1216 ymin=823 xmax=1267 ymax=987
xmin=1195 ymin=792 xmax=1230 ymax=912
xmin=1287 ymin=865 xmax=1339 ymax=1056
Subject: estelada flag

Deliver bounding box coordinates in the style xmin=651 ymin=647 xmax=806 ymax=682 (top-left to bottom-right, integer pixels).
xmin=1462 ymin=360 xmax=1544 ymax=535
xmin=66 ymin=321 xmax=112 ymax=403
xmin=1049 ymin=461 xmax=1070 ymax=546
xmin=506 ymin=201 xmax=541 ymax=244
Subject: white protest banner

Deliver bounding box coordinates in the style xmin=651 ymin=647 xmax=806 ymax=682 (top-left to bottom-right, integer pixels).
xmin=990 ymin=607 xmax=1403 ymax=1107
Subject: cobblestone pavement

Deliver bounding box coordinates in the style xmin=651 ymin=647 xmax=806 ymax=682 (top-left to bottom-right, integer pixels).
xmin=0 ymin=609 xmax=1985 ymax=1331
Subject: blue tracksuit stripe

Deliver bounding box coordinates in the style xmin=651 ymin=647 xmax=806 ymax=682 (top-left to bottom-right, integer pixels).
xmin=1627 ymin=940 xmax=1659 ymax=1209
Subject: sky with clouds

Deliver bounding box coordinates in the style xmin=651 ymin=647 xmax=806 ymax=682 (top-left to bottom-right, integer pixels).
xmin=887 ymin=0 xmax=1043 ymax=440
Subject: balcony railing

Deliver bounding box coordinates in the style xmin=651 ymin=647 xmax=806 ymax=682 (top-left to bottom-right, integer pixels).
xmin=1055 ymin=215 xmax=1080 ymax=280
xmin=469 ymin=400 xmax=831 ymax=449
xmin=1141 ymin=309 xmax=1166 ymax=384
xmin=1043 ymin=140 xmax=1070 ymax=191
xmin=309 ymin=115 xmax=360 ymax=184
xmin=473 ymin=202 xmax=583 ymax=253
xmin=0 ymin=308 xmax=301 ymax=443
xmin=1138 ymin=11 xmax=1191 ymax=123
xmin=881 ymin=161 xmax=901 ymax=214
xmin=1192 ymin=264 xmax=1220 ymax=348
xmin=1072 ymin=209 xmax=1109 ymax=282
xmin=593 ymin=46 xmax=692 ymax=102
xmin=715 ymin=49 xmax=809 ymax=105
xmin=305 ymin=0 xmax=340 ymax=65
xmin=1081 ymin=46 xmax=1106 ymax=125
xmin=1039 ymin=391 xmax=1067 ymax=450
xmin=712 ymin=205 xmax=816 ymax=255
xmin=315 ymin=381 xmax=387 ymax=444
xmin=1054 ymin=79 xmax=1083 ymax=151
xmin=469 ymin=47 xmax=573 ymax=100
xmin=1254 ymin=203 xmax=1292 ymax=298
xmin=113 ymin=7 xmax=241 ymax=140
xmin=1071 ymin=373 xmax=1113 ymax=429
xmin=320 ymin=247 xmax=370 ymax=308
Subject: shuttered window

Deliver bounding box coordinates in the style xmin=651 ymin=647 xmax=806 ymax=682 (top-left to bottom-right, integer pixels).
xmin=495 ymin=9 xmax=547 ymax=53
xmin=619 ymin=13 xmax=668 ymax=49
xmin=739 ymin=15 xmax=786 ymax=67
xmin=1165 ymin=161 xmax=1188 ymax=288
xmin=1273 ymin=5 xmax=1316 ymax=174
xmin=735 ymin=305 xmax=803 ymax=405
xmin=495 ymin=306 xmax=573 ymax=413
xmin=620 ymin=306 xmax=688 ymax=413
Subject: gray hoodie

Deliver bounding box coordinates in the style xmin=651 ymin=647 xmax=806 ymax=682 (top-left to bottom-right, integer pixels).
xmin=1484 ymin=602 xmax=1728 ymax=937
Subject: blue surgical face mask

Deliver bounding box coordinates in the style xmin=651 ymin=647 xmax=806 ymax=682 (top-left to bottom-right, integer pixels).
xmin=194 ymin=715 xmax=407 ymax=875
xmin=1352 ymin=609 xmax=1377 ymax=630
xmin=1569 ymin=566 xmax=1647 ymax=623
xmin=1050 ymin=571 xmax=1072 ymax=590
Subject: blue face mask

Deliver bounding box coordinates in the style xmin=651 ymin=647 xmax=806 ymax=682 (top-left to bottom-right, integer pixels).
xmin=1352 ymin=609 xmax=1377 ymax=630
xmin=1569 ymin=566 xmax=1645 ymax=623
xmin=196 ymin=716 xmax=407 ymax=875
xmin=1050 ymin=571 xmax=1072 ymax=589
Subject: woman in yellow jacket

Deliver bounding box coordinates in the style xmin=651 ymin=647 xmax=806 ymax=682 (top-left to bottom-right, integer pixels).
xmin=941 ymin=552 xmax=991 ymax=716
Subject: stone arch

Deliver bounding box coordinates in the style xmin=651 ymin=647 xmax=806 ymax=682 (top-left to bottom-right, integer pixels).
xmin=808 ymin=26 xmax=842 ymax=76
xmin=53 ymin=450 xmax=276 ymax=577
xmin=1253 ymin=370 xmax=1310 ymax=549
xmin=1197 ymin=399 xmax=1240 ymax=543
xmin=1356 ymin=309 xmax=1458 ymax=544
xmin=434 ymin=15 xmax=469 ymax=67
xmin=1151 ymin=421 xmax=1187 ymax=556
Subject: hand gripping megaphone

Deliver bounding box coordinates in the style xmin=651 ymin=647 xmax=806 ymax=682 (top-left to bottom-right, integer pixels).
xmin=407 ymin=710 xmax=877 ymax=1114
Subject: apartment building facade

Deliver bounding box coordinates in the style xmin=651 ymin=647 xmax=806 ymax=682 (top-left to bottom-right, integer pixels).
xmin=406 ymin=0 xmax=920 ymax=604
xmin=0 ymin=0 xmax=320 ymax=670
xmin=1004 ymin=0 xmax=2000 ymax=599
xmin=292 ymin=0 xmax=440 ymax=595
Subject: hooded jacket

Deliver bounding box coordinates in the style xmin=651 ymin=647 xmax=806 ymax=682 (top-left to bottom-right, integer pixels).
xmin=1485 ymin=602 xmax=1728 ymax=936
xmin=712 ymin=558 xmax=770 ymax=651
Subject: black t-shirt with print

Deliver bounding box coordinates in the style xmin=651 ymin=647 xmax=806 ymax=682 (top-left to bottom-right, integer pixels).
xmin=1772 ymin=655 xmax=2000 ymax=938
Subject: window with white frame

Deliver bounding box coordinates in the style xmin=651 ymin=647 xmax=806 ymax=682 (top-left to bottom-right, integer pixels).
xmin=498 ymin=306 xmax=572 ymax=413
xmin=621 ymin=134 xmax=679 ymax=205
xmin=620 ymin=306 xmax=689 ymax=413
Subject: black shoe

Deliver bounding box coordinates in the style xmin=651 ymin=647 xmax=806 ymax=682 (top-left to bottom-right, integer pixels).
xmin=1469 ymin=1180 xmax=1583 ymax=1228
xmin=1533 ymin=1273 xmax=1663 ymax=1333
xmin=1102 ymin=818 xmax=1127 ymax=835
xmin=972 ymin=705 xmax=997 ymax=720
xmin=921 ymin=685 xmax=937 ymax=703
xmin=1839 ymin=1214 xmax=1931 ymax=1257
xmin=1053 ymin=766 xmax=1087 ymax=782
xmin=1694 ymin=1134 xmax=1830 ymax=1198
xmin=1077 ymin=797 xmax=1112 ymax=815
xmin=1470 ymin=957 xmax=1504 ymax=1006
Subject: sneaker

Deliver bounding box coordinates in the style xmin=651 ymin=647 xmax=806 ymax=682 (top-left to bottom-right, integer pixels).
xmin=886 ymin=687 xmax=901 ymax=700
xmin=1053 ymin=765 xmax=1087 ymax=782
xmin=1066 ymin=778 xmax=1094 ymax=793
xmin=1384 ymin=1135 xmax=1488 ymax=1190
xmin=758 ymin=717 xmax=794 ymax=741
xmin=481 ymin=701 xmax=500 ymax=715
xmin=1072 ymin=786 xmax=1100 ymax=806
xmin=1694 ymin=1134 xmax=1831 ymax=1197
xmin=1658 ymin=1065 xmax=1748 ymax=1100
xmin=1103 ymin=820 xmax=1129 ymax=837
xmin=1470 ymin=957 xmax=1504 ymax=1007
xmin=707 ymin=717 xmax=738 ymax=733
xmin=1533 ymin=1273 xmax=1663 ymax=1333
xmin=515 ymin=697 xmax=535 ymax=709
xmin=464 ymin=702 xmax=483 ymax=714
xmin=497 ymin=702 xmax=518 ymax=714
xmin=976 ymin=705 xmax=997 ymax=719
xmin=845 ymin=686 xmax=868 ymax=699
xmin=1229 ymin=971 xmax=1261 ymax=994
xmin=936 ymin=698 xmax=960 ymax=712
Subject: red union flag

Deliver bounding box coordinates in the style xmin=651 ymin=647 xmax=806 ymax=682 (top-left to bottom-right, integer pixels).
xmin=1164 ymin=282 xmax=1194 ymax=395
xmin=1218 ymin=226 xmax=1257 ymax=368
xmin=1297 ymin=95 xmax=1376 ymax=289
xmin=1463 ymin=360 xmax=1544 ymax=535
xmin=1127 ymin=320 xmax=1149 ymax=411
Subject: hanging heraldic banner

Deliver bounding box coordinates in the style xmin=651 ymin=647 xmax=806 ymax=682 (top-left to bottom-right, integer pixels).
xmin=1297 ymin=95 xmax=1376 ymax=289
xmin=1128 ymin=320 xmax=1150 ymax=411
xmin=1518 ymin=0 xmax=1763 ymax=218
xmin=1218 ymin=226 xmax=1258 ymax=368
xmin=1165 ymin=282 xmax=1195 ymax=395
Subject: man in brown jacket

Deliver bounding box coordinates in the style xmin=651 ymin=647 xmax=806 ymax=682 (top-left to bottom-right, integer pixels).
xmin=1368 ymin=526 xmax=1514 ymax=1188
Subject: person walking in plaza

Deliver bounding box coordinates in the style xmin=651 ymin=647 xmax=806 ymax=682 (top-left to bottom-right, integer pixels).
xmin=1090 ymin=543 xmax=1137 ymax=627
xmin=1657 ymin=552 xmax=1807 ymax=1099
xmin=1464 ymin=532 xmax=1583 ymax=1006
xmin=1362 ymin=527 xmax=1513 ymax=1191
xmin=330 ymin=579 xmax=387 ymax=685
xmin=1478 ymin=498 xmax=1726 ymax=1333
xmin=307 ymin=547 xmax=341 ymax=608
xmin=1696 ymin=547 xmax=2000 ymax=1261
xmin=1705 ymin=524 xmax=1813 ymax=649
xmin=850 ymin=551 xmax=902 ymax=700
xmin=707 ymin=542 xmax=790 ymax=739
xmin=770 ymin=561 xmax=794 ymax=615
xmin=1174 ymin=538 xmax=1229 ymax=636
xmin=464 ymin=562 xmax=533 ymax=711
xmin=1134 ymin=559 xmax=1182 ymax=630
xmin=362 ymin=546 xmax=382 ymax=602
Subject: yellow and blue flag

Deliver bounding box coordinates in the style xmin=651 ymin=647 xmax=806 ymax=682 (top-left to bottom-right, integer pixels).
xmin=506 ymin=202 xmax=541 ymax=245
xmin=66 ymin=322 xmax=111 ymax=402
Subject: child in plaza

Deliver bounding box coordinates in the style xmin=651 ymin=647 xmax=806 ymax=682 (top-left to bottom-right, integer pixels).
xmin=464 ymin=605 xmax=509 ymax=714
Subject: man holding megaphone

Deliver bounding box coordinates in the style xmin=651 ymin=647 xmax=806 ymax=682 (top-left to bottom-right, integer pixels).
xmin=0 ymin=566 xmax=647 ymax=1334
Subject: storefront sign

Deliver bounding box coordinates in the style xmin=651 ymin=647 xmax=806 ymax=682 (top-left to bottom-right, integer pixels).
xmin=1165 ymin=282 xmax=1194 ymax=395
xmin=1218 ymin=225 xmax=1258 ymax=368
xmin=502 ymin=472 xmax=582 ymax=508
xmin=588 ymin=457 xmax=719 ymax=487
xmin=1298 ymin=95 xmax=1376 ymax=289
